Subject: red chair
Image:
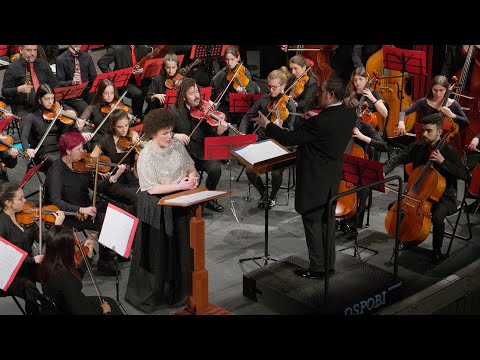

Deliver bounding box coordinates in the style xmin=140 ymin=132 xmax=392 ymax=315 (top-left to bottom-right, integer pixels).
xmin=130 ymin=123 xmax=143 ymax=135
xmin=0 ymin=117 xmax=13 ymax=132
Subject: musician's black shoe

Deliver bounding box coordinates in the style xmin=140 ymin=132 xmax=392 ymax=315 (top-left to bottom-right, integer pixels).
xmin=205 ymin=199 xmax=224 ymax=212
xmin=294 ymin=268 xmax=334 ymax=279
xmin=466 ymin=200 xmax=480 ymax=214
xmin=432 ymin=250 xmax=448 ymax=265
xmin=96 ymin=260 xmax=119 ymax=276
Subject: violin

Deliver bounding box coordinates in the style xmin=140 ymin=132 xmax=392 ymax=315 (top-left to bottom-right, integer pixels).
xmin=0 ymin=100 xmax=22 ymax=120
xmin=267 ymin=94 xmax=290 ymax=123
xmin=0 ymin=133 xmax=28 ymax=156
xmin=117 ymin=130 xmax=144 ymax=154
xmin=289 ymin=73 xmax=309 ymax=99
xmin=189 ymin=100 xmax=242 ymax=136
xmin=165 ymin=58 xmax=203 ymax=90
xmin=439 ymin=76 xmax=459 ymax=144
xmin=226 ymin=64 xmax=250 ymax=93
xmin=42 ymin=102 xmax=78 ymax=126
xmin=72 ymin=153 xmax=117 ymax=173
xmin=16 ymin=203 xmax=86 ymax=227
xmin=74 ymin=232 xmax=96 ymax=267
xmin=100 ymin=101 xmax=129 ymax=115
xmin=384 ymin=122 xmax=459 ymax=243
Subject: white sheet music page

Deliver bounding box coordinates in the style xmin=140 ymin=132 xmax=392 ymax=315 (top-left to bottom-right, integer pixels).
xmin=164 ymin=190 xmax=228 ymax=205
xmin=235 ymin=140 xmax=288 ymax=165
xmin=0 ymin=237 xmax=27 ymax=291
xmin=98 ymin=204 xmax=138 ymax=258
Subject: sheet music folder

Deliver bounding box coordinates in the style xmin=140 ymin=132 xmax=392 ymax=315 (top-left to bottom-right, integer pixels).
xmin=230 ymin=139 xmax=296 ymax=175
xmin=158 ymin=186 xmax=231 ymax=207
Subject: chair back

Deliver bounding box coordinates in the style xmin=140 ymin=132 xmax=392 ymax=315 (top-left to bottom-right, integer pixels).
xmin=468 ymin=164 xmax=480 ymax=198
xmin=24 ymin=287 xmax=61 ymax=315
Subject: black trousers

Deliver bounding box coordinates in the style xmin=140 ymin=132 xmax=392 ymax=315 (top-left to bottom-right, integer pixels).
xmin=431 ymin=201 xmax=453 ymax=252
xmin=246 ymin=167 xmax=285 ymax=200
xmin=302 ymin=205 xmax=336 ymax=272
xmin=193 ymin=157 xmax=222 ymax=190
xmin=97 ymin=179 xmax=139 ymax=216
xmin=126 ymin=84 xmax=149 ymax=118
xmin=343 ymin=188 xmax=371 ymax=228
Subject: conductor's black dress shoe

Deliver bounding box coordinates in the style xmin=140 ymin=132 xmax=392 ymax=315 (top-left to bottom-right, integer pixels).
xmin=294 ymin=268 xmax=334 ymax=279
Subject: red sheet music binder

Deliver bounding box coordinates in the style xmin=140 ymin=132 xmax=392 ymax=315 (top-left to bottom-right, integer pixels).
xmin=163 ymin=87 xmax=213 ymax=109
xmin=54 ymin=83 xmax=89 ymax=102
xmin=141 ymin=58 xmax=164 ymax=79
xmin=89 ymin=67 xmax=134 ymax=93
xmin=20 ymin=159 xmax=47 ymax=188
xmin=229 ymin=93 xmax=263 ymax=113
xmin=204 ymin=134 xmax=256 ymax=160
xmin=0 ymin=237 xmax=27 ymax=292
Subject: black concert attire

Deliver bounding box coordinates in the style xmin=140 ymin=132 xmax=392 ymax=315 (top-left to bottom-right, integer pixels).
xmin=466 ymin=133 xmax=480 ymax=172
xmin=56 ymin=48 xmax=97 ymax=115
xmin=238 ymin=94 xmax=296 ymax=203
xmin=80 ymin=103 xmax=108 ymax=150
xmin=383 ymin=140 xmax=470 ymax=259
xmin=287 ymin=75 xmax=319 ymax=129
xmin=41 ymin=260 xmax=123 ymax=315
xmin=39 ymin=45 xmax=60 ymax=65
xmin=1 ymin=56 xmax=58 ymax=122
xmin=211 ymin=65 xmax=261 ymax=125
xmin=169 ymin=103 xmax=222 ymax=191
xmin=0 ymin=150 xmax=18 ymax=182
xmin=265 ymin=103 xmax=357 ymax=272
xmin=354 ymin=90 xmax=388 ymax=131
xmin=97 ymin=135 xmax=139 ymax=215
xmin=329 ymin=45 xmax=354 ymax=85
xmin=145 ymin=73 xmax=168 ymax=113
xmin=0 ymin=212 xmax=40 ymax=303
xmin=352 ymin=45 xmax=382 ymax=69
xmin=439 ymin=45 xmax=464 ymax=80
xmin=97 ymin=45 xmax=152 ymax=118
xmin=20 ymin=109 xmax=72 ymax=171
xmin=45 ymin=158 xmax=117 ymax=273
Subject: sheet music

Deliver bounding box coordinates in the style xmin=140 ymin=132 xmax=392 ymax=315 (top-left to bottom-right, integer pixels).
xmin=164 ymin=190 xmax=227 ymax=205
xmin=235 ymin=140 xmax=288 ymax=165
xmin=98 ymin=204 xmax=138 ymax=258
xmin=0 ymin=239 xmax=26 ymax=291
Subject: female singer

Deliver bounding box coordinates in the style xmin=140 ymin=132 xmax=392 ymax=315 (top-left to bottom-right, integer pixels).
xmin=238 ymin=67 xmax=296 ymax=209
xmin=0 ymin=181 xmax=64 ymax=302
xmin=211 ymin=46 xmax=260 ymax=124
xmin=145 ymin=52 xmax=180 ymax=112
xmin=97 ymin=108 xmax=139 ymax=215
xmin=397 ymin=75 xmax=469 ymax=136
xmin=40 ymin=225 xmax=123 ymax=315
xmin=20 ymin=83 xmax=82 ymax=171
xmin=125 ymin=108 xmax=198 ymax=313
xmin=287 ymin=54 xmax=319 ymax=128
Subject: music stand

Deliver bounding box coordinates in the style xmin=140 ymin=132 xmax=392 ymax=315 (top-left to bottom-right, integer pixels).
xmin=163 ymin=87 xmax=213 ymax=110
xmin=337 ymin=154 xmax=385 ymax=260
xmin=20 ymin=158 xmax=47 ymax=199
xmin=159 ymin=186 xmax=231 ymax=315
xmin=229 ymin=94 xmax=263 ymax=113
xmin=54 ymin=83 xmax=89 ymax=102
xmin=0 ymin=117 xmax=13 ymax=132
xmin=190 ymin=45 xmax=227 ymax=85
xmin=141 ymin=58 xmax=164 ymax=80
xmin=231 ymin=139 xmax=296 ymax=267
xmin=89 ymin=67 xmax=134 ymax=93
xmin=80 ymin=45 xmax=104 ymax=52
xmin=205 ymin=134 xmax=256 ymax=225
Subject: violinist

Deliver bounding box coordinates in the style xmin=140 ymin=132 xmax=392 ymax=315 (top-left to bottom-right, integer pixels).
xmin=0 ymin=139 xmax=19 ymax=182
xmin=145 ymin=52 xmax=181 ymax=113
xmin=238 ymin=68 xmax=296 ymax=209
xmin=383 ymin=113 xmax=469 ymax=264
xmin=0 ymin=181 xmax=65 ymax=305
xmin=1 ymin=45 xmax=58 ymax=121
xmin=168 ymin=78 xmax=227 ymax=212
xmin=287 ymin=55 xmax=319 ymax=128
xmin=211 ymin=46 xmax=260 ymax=125
xmin=20 ymin=84 xmax=85 ymax=171
xmin=40 ymin=225 xmax=123 ymax=315
xmin=45 ymin=132 xmax=118 ymax=276
xmin=97 ymin=109 xmax=138 ymax=216
xmin=97 ymin=45 xmax=152 ymax=118
xmin=126 ymin=109 xmax=197 ymax=312
xmin=347 ymin=67 xmax=388 ymax=127
xmin=55 ymin=45 xmax=97 ymax=115
xmin=397 ymin=75 xmax=469 ymax=136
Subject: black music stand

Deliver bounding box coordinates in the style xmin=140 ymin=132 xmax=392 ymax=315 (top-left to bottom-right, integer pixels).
xmin=163 ymin=87 xmax=213 ymax=110
xmin=89 ymin=67 xmax=134 ymax=94
xmin=190 ymin=45 xmax=227 ymax=85
xmin=231 ymin=139 xmax=296 ymax=267
xmin=383 ymin=46 xmax=427 ymax=158
xmin=54 ymin=83 xmax=89 ymax=102
xmin=338 ymin=154 xmax=385 ymax=260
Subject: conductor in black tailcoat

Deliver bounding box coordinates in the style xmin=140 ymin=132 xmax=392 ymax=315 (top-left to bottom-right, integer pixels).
xmin=254 ymin=76 xmax=357 ymax=279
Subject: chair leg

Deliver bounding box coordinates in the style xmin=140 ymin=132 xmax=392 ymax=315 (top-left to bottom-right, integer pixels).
xmin=11 ymin=295 xmax=27 ymax=315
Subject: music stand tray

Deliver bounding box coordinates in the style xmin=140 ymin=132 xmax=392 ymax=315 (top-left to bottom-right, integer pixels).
xmin=90 ymin=67 xmax=134 ymax=93
xmin=54 ymin=83 xmax=89 ymax=102
xmin=229 ymin=93 xmax=263 ymax=113
xmin=159 ymin=186 xmax=231 ymax=315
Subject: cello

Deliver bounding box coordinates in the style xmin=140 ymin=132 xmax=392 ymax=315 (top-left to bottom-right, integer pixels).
xmin=384 ymin=121 xmax=459 ymax=243
xmin=366 ymin=47 xmax=416 ymax=136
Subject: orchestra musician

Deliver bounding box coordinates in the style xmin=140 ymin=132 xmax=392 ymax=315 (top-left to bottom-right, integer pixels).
xmin=40 ymin=225 xmax=123 ymax=315
xmin=125 ymin=108 xmax=198 ymax=313
xmin=254 ymin=76 xmax=357 ymax=279
xmin=55 ymin=45 xmax=97 ymax=115
xmin=168 ymin=78 xmax=228 ymax=212
xmin=0 ymin=145 xmax=19 ymax=182
xmin=45 ymin=132 xmax=121 ymax=276
xmin=97 ymin=45 xmax=152 ymax=119
xmin=238 ymin=68 xmax=295 ymax=209
xmin=1 ymin=45 xmax=58 ymax=122
xmin=383 ymin=113 xmax=469 ymax=264
xmin=0 ymin=181 xmax=65 ymax=306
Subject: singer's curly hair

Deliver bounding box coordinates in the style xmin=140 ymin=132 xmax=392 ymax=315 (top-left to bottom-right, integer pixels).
xmin=174 ymin=77 xmax=198 ymax=112
xmin=142 ymin=109 xmax=175 ymax=137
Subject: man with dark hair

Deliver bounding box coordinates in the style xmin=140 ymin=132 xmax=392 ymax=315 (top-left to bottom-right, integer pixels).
xmin=254 ymin=76 xmax=357 ymax=278
xmin=383 ymin=113 xmax=470 ymax=264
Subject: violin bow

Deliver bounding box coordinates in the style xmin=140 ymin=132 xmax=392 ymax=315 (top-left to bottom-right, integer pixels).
xmin=188 ymin=100 xmax=219 ymax=138
xmin=34 ymin=105 xmax=63 ymax=154
xmin=92 ymin=156 xmax=99 ymax=223
xmin=111 ymin=133 xmax=145 ymax=174
xmin=89 ymin=91 xmax=128 ymax=140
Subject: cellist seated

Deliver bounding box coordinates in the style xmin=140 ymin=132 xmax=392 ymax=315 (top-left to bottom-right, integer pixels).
xmin=383 ymin=113 xmax=470 ymax=265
